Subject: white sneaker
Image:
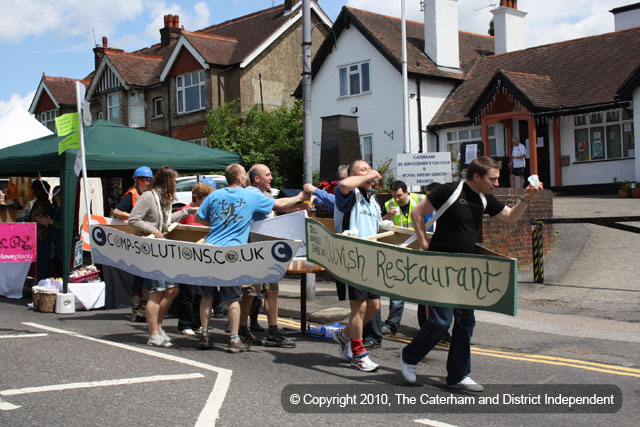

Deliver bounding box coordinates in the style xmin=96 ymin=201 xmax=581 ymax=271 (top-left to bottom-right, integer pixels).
xmin=180 ymin=328 xmax=196 ymax=336
xmin=332 ymin=328 xmax=352 ymax=360
xmin=158 ymin=327 xmax=170 ymax=341
xmin=447 ymin=376 xmax=483 ymax=392
xmin=400 ymin=353 xmax=417 ymax=383
xmin=350 ymin=354 xmax=379 ymax=372
xmin=147 ymin=334 xmax=173 ymax=348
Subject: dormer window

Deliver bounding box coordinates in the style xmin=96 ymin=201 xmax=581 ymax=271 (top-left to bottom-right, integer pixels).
xmin=40 ymin=109 xmax=58 ymax=132
xmin=177 ymin=70 xmax=206 ymax=114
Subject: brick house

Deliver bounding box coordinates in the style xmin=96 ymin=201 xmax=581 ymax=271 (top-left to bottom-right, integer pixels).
xmin=28 ymin=75 xmax=89 ymax=132
xmin=31 ymin=1 xmax=331 ymax=146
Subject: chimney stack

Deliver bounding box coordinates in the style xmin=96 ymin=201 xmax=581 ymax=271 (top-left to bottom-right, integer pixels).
xmin=491 ymin=1 xmax=527 ymax=54
xmin=102 ymin=36 xmax=108 ymax=48
xmin=160 ymin=14 xmax=182 ymax=46
xmin=424 ymin=0 xmax=460 ymax=70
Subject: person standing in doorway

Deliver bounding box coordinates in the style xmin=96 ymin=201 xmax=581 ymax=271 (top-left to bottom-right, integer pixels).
xmin=510 ymin=137 xmax=527 ymax=189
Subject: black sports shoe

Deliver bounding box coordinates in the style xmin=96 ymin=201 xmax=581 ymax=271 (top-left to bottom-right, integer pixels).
xmin=197 ymin=334 xmax=214 ymax=350
xmin=240 ymin=329 xmax=262 ymax=346
xmin=263 ymin=330 xmax=296 ymax=348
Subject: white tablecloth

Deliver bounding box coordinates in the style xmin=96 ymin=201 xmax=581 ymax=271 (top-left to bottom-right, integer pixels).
xmin=68 ymin=281 xmax=105 ymax=310
xmin=0 ymin=262 xmax=30 ymax=298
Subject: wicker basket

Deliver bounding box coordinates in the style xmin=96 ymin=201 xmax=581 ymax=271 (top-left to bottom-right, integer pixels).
xmin=32 ymin=288 xmax=58 ymax=313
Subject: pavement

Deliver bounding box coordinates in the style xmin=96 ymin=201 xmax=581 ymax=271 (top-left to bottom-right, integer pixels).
xmin=274 ymin=194 xmax=640 ymax=338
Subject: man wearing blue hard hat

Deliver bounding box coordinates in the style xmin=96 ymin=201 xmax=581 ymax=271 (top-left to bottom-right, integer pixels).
xmin=113 ymin=166 xmax=153 ymax=322
xmin=113 ymin=166 xmax=153 ymax=220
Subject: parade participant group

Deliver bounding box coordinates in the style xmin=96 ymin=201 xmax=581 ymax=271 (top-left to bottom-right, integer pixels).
xmin=28 ymin=156 xmax=543 ymax=390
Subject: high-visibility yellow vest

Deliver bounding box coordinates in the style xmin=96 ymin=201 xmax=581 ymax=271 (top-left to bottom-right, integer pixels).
xmin=384 ymin=193 xmax=423 ymax=228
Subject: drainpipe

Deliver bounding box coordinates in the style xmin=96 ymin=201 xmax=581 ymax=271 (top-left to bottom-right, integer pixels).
xmin=416 ymin=78 xmax=423 ymax=152
xmin=167 ymin=83 xmax=172 ymax=137
xmin=217 ymin=66 xmax=233 ymax=107
xmin=259 ymin=73 xmax=265 ymax=112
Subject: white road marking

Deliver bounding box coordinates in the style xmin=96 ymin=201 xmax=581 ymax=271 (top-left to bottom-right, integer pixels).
xmin=23 ymin=322 xmax=232 ymax=426
xmin=0 ymin=398 xmax=20 ymax=411
xmin=0 ymin=373 xmax=204 ymax=396
xmin=0 ymin=333 xmax=48 ymax=339
xmin=415 ymin=419 xmax=458 ymax=427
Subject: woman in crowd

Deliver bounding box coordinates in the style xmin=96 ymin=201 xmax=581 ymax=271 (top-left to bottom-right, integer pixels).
xmin=29 ymin=180 xmax=53 ymax=280
xmin=129 ymin=166 xmax=197 ymax=347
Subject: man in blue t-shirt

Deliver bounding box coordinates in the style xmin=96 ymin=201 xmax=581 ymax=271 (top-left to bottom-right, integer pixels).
xmin=196 ymin=164 xmax=308 ymax=353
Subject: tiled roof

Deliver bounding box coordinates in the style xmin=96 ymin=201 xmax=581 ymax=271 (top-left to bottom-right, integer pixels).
xmin=43 ymin=76 xmax=85 ymax=105
xmin=431 ymin=26 xmax=640 ymax=127
xmin=182 ymin=33 xmax=238 ymax=66
xmin=312 ymin=7 xmax=494 ymax=81
xmin=197 ymin=4 xmax=295 ymax=64
xmin=104 ymin=52 xmax=164 ymax=87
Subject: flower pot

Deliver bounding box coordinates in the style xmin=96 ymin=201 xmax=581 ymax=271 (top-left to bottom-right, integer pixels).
xmin=632 ymin=187 xmax=640 ymax=198
xmin=618 ymin=189 xmax=631 ymax=198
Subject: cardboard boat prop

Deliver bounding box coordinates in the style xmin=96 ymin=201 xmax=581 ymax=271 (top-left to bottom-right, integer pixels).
xmin=89 ymin=223 xmax=301 ymax=287
xmin=306 ymin=218 xmax=518 ymax=316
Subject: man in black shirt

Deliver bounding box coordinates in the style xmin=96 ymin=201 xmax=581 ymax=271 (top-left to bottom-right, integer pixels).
xmin=400 ymin=156 xmax=543 ymax=391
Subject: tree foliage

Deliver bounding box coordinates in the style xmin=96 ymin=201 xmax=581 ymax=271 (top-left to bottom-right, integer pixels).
xmin=204 ymin=99 xmax=303 ymax=189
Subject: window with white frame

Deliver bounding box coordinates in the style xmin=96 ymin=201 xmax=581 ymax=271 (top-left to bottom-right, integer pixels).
xmin=360 ymin=135 xmax=373 ymax=166
xmin=107 ymin=93 xmax=120 ymax=123
xmin=339 ymin=61 xmax=370 ymax=97
xmin=153 ymin=97 xmax=163 ymax=118
xmin=187 ymin=138 xmax=207 ymax=147
xmin=40 ymin=109 xmax=58 ymax=132
xmin=445 ymin=126 xmax=496 ymax=177
xmin=177 ymin=70 xmax=206 ymax=114
xmin=573 ymin=107 xmax=634 ymax=162
xmin=128 ymin=91 xmax=145 ymax=128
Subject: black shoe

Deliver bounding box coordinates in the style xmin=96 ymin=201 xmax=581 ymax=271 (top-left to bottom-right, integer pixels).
xmin=240 ymin=329 xmax=262 ymax=346
xmin=197 ymin=334 xmax=214 ymax=350
xmin=263 ymin=330 xmax=296 ymax=348
xmin=363 ymin=339 xmax=381 ymax=350
xmin=440 ymin=332 xmax=451 ymax=344
xmin=131 ymin=314 xmax=146 ymax=323
xmin=250 ymin=319 xmax=265 ymax=332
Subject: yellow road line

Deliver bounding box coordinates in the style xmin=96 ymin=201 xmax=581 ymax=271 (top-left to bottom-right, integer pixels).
xmin=383 ymin=334 xmax=640 ymax=377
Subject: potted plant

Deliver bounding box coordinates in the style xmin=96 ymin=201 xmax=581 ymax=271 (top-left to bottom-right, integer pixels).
xmin=617 ymin=181 xmax=632 ymax=198
xmin=633 ymin=183 xmax=640 ymax=198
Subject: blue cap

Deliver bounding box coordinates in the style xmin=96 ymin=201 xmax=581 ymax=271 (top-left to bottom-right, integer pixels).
xmin=133 ymin=166 xmax=153 ymax=178
xmin=200 ymin=177 xmax=217 ymax=189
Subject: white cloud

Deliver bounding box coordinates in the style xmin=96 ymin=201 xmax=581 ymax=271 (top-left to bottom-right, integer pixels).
xmin=142 ymin=1 xmax=211 ymax=43
xmin=0 ymin=91 xmax=36 ymax=117
xmin=0 ymin=0 xmax=144 ymax=43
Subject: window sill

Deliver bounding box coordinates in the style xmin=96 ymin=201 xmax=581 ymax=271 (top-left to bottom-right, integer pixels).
xmin=572 ymin=157 xmax=634 ymax=165
xmin=337 ymin=92 xmax=371 ymax=100
xmin=151 ymin=115 xmax=164 ymax=120
xmin=177 ymin=108 xmax=206 ymax=116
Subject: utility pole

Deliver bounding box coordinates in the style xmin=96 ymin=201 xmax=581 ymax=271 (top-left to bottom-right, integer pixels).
xmin=302 ymin=0 xmax=312 ymax=183
xmin=401 ymin=0 xmax=410 ymax=154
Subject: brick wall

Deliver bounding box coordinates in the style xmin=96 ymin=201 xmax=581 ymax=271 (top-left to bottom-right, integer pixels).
xmin=480 ymin=188 xmax=555 ymax=268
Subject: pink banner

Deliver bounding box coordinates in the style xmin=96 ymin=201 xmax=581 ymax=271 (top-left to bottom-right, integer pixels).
xmin=0 ymin=223 xmax=37 ymax=263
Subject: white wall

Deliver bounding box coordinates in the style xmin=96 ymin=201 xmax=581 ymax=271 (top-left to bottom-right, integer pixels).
xmin=559 ymin=117 xmax=635 ymax=186
xmin=614 ymin=8 xmax=640 ymax=31
xmin=407 ymin=79 xmax=455 ymax=154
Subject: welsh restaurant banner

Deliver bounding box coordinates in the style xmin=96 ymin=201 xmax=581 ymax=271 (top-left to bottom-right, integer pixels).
xmin=0 ymin=223 xmax=37 ymax=263
xmin=90 ymin=224 xmax=301 ymax=287
xmin=305 ymin=218 xmax=517 ymax=316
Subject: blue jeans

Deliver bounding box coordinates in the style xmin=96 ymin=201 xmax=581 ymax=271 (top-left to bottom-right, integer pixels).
xmin=363 ymin=299 xmax=405 ymax=343
xmin=402 ymin=306 xmax=475 ymax=385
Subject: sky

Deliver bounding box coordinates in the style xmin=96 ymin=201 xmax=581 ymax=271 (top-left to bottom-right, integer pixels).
xmin=0 ymin=0 xmax=636 ymax=117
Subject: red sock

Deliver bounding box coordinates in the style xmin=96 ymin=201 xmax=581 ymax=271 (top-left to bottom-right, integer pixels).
xmin=351 ymin=339 xmax=366 ymax=357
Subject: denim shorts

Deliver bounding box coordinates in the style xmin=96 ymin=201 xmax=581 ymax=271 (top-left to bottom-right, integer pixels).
xmin=220 ymin=285 xmax=242 ymax=302
xmin=144 ymin=278 xmax=177 ymax=293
